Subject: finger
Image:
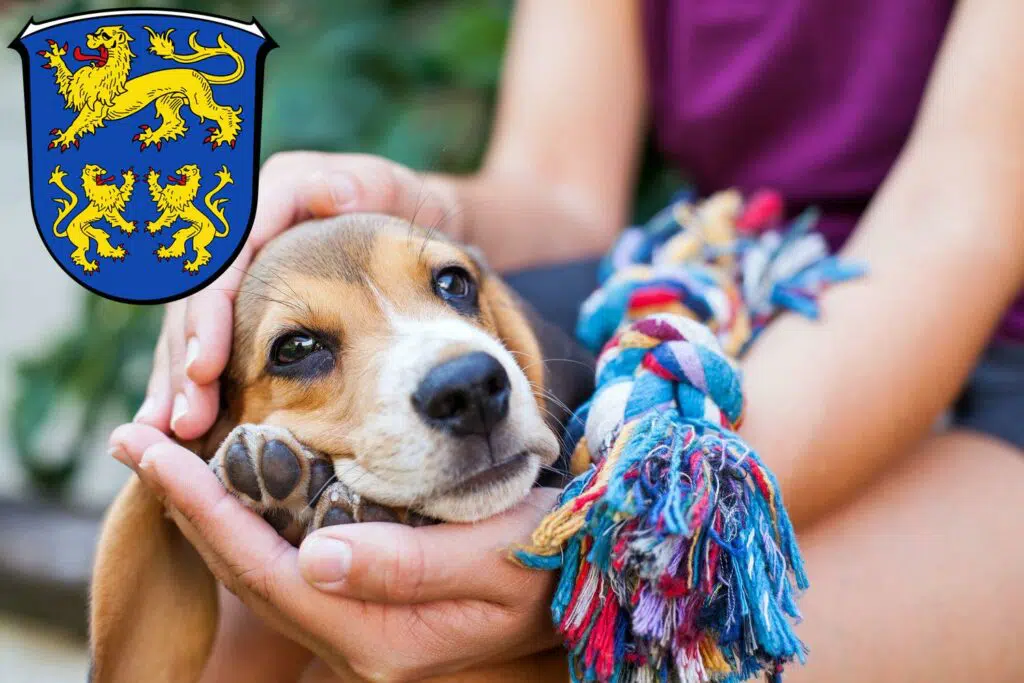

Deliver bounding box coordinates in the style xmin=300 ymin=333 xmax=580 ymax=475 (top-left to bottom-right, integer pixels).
xmin=108 ymin=423 xmax=368 ymax=663
xmin=261 ymin=152 xmax=461 ymax=238
xmin=180 ymin=153 xmax=328 ymax=387
xmin=254 ymin=151 xmax=340 ymax=242
xmin=127 ymin=433 xmax=311 ymax=603
xmin=183 ymin=266 xmax=245 ymax=387
xmin=298 ymin=488 xmax=561 ymax=605
xmin=108 ymin=421 xmax=176 ymax=480
xmin=154 ymin=302 xmax=194 ymax=440
xmin=315 ymin=155 xmax=461 ymax=236
xmin=109 ymin=423 xmax=239 ymax=581
xmin=169 ymin=377 xmax=220 ymax=441
xmin=134 ymin=318 xmax=173 ymax=431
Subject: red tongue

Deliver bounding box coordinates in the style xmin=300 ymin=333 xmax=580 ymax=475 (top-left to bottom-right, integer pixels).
xmin=167 ymin=174 xmax=186 ymax=185
xmin=73 ymin=45 xmax=108 ymax=65
xmin=95 ymin=174 xmax=114 ymax=185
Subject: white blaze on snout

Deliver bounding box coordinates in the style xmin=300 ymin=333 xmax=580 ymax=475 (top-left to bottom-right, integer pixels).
xmin=336 ymin=302 xmax=558 ymax=522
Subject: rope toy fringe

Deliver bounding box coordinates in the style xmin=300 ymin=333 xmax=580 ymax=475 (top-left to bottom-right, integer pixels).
xmin=515 ymin=189 xmax=865 ymax=682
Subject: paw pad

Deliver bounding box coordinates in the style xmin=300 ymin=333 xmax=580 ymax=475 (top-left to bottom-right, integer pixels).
xmin=211 ymin=424 xmax=437 ymax=545
xmin=261 ymin=440 xmax=301 ymax=500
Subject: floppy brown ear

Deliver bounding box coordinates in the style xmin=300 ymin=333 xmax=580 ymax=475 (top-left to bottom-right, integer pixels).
xmin=481 ymin=273 xmax=595 ymax=477
xmin=89 ymin=475 xmax=217 ymax=683
xmin=481 ymin=274 xmax=547 ymax=395
xmin=89 ymin=417 xmax=236 ymax=683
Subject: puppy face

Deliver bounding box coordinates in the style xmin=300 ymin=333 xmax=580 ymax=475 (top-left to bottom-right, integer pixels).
xmin=226 ymin=214 xmax=559 ymax=522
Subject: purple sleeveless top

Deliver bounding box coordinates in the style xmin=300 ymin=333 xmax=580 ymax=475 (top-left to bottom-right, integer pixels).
xmin=643 ymin=0 xmax=1024 ymax=341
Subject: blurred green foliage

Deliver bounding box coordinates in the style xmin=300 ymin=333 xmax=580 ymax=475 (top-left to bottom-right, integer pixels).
xmin=10 ymin=0 xmax=678 ymax=496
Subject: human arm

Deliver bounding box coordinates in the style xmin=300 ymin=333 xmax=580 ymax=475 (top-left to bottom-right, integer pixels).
xmin=738 ymin=0 xmax=1024 ymax=528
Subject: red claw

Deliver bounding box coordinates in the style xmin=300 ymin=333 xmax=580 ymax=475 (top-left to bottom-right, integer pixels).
xmin=42 ymin=64 xmax=52 ymax=69
xmin=132 ymin=134 xmax=141 ymax=142
xmin=47 ymin=141 xmax=56 ymax=150
xmin=203 ymin=135 xmax=211 ymax=144
xmin=50 ymin=128 xmax=59 ymax=135
xmin=37 ymin=50 xmax=47 ymax=57
xmin=139 ymin=124 xmax=150 ymax=130
xmin=139 ymin=143 xmax=146 ymax=151
xmin=47 ymin=40 xmax=56 ymax=47
xmin=229 ymin=140 xmax=235 ymax=149
xmin=62 ymin=43 xmax=68 ymax=52
xmin=155 ymin=142 xmax=162 ymax=151
xmin=73 ymin=140 xmax=79 ymax=149
xmin=207 ymin=127 xmax=217 ymax=132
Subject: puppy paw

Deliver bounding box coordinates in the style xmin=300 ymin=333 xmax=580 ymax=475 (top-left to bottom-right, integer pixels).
xmin=210 ymin=424 xmax=337 ymax=544
xmin=309 ymin=482 xmax=435 ymax=530
xmin=210 ymin=424 xmax=435 ymax=544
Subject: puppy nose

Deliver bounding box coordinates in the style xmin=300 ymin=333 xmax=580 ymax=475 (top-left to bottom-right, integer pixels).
xmin=412 ymin=351 xmax=511 ymax=437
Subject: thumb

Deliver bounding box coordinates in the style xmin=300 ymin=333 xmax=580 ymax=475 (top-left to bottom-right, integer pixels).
xmin=298 ymin=488 xmax=560 ymax=606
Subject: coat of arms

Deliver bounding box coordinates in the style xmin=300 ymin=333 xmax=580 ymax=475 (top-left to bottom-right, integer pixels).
xmin=12 ymin=9 xmax=275 ymax=303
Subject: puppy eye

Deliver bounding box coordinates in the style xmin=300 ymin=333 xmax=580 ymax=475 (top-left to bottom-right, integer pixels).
xmin=434 ymin=266 xmax=474 ymax=300
xmin=267 ymin=331 xmax=335 ymax=380
xmin=272 ymin=333 xmax=320 ymax=365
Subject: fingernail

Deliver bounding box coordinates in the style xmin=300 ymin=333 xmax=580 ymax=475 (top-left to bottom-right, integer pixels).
xmin=133 ymin=397 xmax=156 ymax=423
xmin=184 ymin=337 xmax=200 ymax=373
xmin=301 ymin=536 xmax=352 ymax=587
xmin=326 ymin=172 xmax=358 ymax=211
xmin=170 ymin=393 xmax=188 ymax=432
xmin=108 ymin=445 xmax=136 ymax=473
xmin=137 ymin=456 xmax=167 ymax=501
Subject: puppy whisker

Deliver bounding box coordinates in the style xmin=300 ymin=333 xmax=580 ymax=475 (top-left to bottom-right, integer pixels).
xmin=302 ymin=473 xmax=338 ymax=514
xmin=230 ymin=264 xmax=309 ymax=315
xmin=210 ymin=287 xmax=302 ymax=314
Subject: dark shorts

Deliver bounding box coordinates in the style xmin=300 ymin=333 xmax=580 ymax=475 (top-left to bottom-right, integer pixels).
xmin=504 ymin=259 xmax=1024 ymax=452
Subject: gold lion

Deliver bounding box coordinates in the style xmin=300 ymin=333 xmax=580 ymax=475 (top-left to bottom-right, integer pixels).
xmin=49 ymin=164 xmax=137 ymax=274
xmin=146 ymin=163 xmax=233 ymax=273
xmin=38 ymin=25 xmax=244 ymax=151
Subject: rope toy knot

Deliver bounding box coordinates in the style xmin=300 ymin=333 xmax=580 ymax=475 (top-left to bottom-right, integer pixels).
xmin=515 ymin=189 xmax=863 ymax=682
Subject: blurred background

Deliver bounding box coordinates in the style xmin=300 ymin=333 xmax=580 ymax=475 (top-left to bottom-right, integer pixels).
xmin=0 ymin=0 xmax=677 ymax=679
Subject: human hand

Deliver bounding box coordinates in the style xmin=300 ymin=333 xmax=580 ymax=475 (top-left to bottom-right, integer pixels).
xmin=133 ymin=152 xmax=464 ymax=440
xmin=109 ymin=423 xmax=562 ymax=682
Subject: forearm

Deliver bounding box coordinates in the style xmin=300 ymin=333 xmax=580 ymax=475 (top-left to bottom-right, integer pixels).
xmin=421 ymin=0 xmax=645 ymax=272
xmin=423 ymin=170 xmax=622 ymax=272
xmin=739 ymin=0 xmax=1024 ymax=528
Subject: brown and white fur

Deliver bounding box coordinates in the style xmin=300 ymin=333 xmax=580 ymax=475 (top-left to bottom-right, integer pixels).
xmin=89 ymin=214 xmax=595 ymax=682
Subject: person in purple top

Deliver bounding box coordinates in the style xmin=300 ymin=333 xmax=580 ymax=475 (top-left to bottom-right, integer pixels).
xmin=109 ymin=2 xmax=1024 ymax=680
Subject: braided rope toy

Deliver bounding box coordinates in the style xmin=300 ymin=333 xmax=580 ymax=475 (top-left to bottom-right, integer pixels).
xmin=515 ymin=189 xmax=865 ymax=682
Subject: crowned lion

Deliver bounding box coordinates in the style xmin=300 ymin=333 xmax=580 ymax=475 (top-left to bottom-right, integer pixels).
xmin=38 ymin=25 xmax=244 ymax=151
xmin=49 ymin=164 xmax=137 ymax=274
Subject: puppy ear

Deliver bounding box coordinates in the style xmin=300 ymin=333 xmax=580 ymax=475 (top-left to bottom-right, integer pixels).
xmin=480 ymin=274 xmax=545 ymax=391
xmin=480 ymin=272 xmax=595 ymax=441
xmin=89 ymin=476 xmax=218 ymax=683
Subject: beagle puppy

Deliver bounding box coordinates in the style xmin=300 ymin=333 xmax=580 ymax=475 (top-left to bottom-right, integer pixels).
xmin=89 ymin=214 xmax=595 ymax=683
